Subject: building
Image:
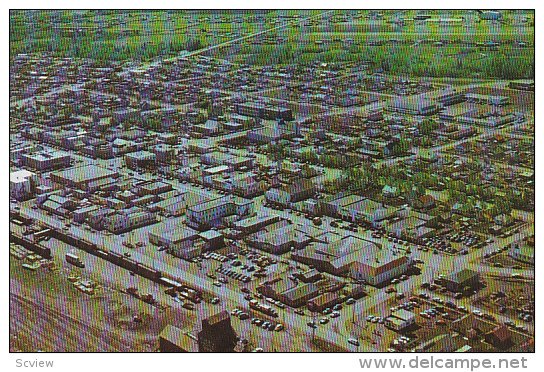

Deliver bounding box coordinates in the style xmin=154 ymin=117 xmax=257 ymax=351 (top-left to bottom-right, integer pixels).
xmin=322 ymin=194 xmax=397 ymax=226
xmin=442 ymin=269 xmax=480 ymax=293
xmin=247 ymin=222 xmax=312 ymax=255
xmin=385 ymin=309 xmax=416 ymax=331
xmin=307 ymin=292 xmax=342 ymax=312
xmin=247 ymin=120 xmax=300 ymax=143
xmin=21 ymin=150 xmax=71 ymax=171
xmin=234 ymin=101 xmax=293 ymax=121
xmin=186 ymin=196 xmax=253 ymax=230
xmin=200 ymin=151 xmax=254 ymax=170
xmin=292 ymin=235 xmax=411 ymax=286
xmin=149 ymin=223 xmax=200 ymax=259
xmin=150 ymin=192 xmax=198 ymax=217
xmin=260 ymin=280 xmax=320 ymax=308
xmin=125 ymin=151 xmax=156 ymax=169
xmin=485 ymin=325 xmax=513 ymax=349
xmin=50 ymin=164 xmax=119 ymax=192
xmin=265 ymin=179 xmax=315 ymax=206
xmin=159 ymin=311 xmax=237 ymax=353
xmin=387 ymin=96 xmax=440 ymax=116
xmin=232 ymin=214 xmax=281 ymax=235
xmin=194 ymin=119 xmax=222 ymax=135
xmin=465 ymin=93 xmax=510 ymax=106
xmin=196 ymin=311 xmax=238 ymax=352
xmin=10 ymin=169 xmax=38 ymax=200
xmin=159 ymin=325 xmax=198 ymax=352
xmin=88 ymin=207 xmax=156 ymax=234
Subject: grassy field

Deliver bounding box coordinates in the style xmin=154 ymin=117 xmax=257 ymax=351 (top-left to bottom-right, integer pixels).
xmin=10 ymin=10 xmax=534 ymax=79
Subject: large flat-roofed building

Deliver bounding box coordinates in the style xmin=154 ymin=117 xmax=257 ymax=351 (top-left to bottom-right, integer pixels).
xmin=10 ymin=169 xmax=38 ymax=201
xmin=125 ymin=150 xmax=157 ymax=169
xmin=385 ymin=309 xmax=416 ymax=331
xmin=442 ymin=269 xmax=480 ymax=293
xmin=247 ymin=221 xmax=313 ymax=255
xmin=149 ymin=192 xmax=200 ymax=217
xmin=201 ymin=151 xmax=254 ymax=170
xmin=159 ymin=325 xmax=198 ymax=352
xmin=259 ymin=279 xmax=320 ymax=308
xmin=465 ymin=93 xmax=510 ymax=106
xmin=265 ymin=179 xmax=315 ymax=206
xmin=159 ymin=311 xmax=237 ymax=353
xmin=50 ymin=164 xmax=119 ymax=192
xmin=186 ymin=196 xmax=254 ymax=230
xmin=21 ymin=150 xmax=71 ymax=171
xmin=322 ymin=194 xmax=397 ymax=226
xmin=247 ymin=120 xmax=300 ymax=143
xmin=149 ymin=223 xmax=200 ymax=260
xmin=387 ymin=96 xmax=439 ymax=116
xmin=292 ymin=235 xmax=411 ymax=286
xmin=234 ymin=101 xmax=293 ymax=121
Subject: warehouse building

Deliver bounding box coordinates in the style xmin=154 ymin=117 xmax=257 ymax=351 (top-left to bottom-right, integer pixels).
xmin=247 ymin=221 xmax=313 ymax=255
xmin=125 ymin=150 xmax=157 ymax=169
xmin=259 ymin=279 xmax=320 ymax=308
xmin=265 ymin=179 xmax=315 ymax=206
xmin=292 ymin=235 xmax=411 ymax=286
xmin=186 ymin=196 xmax=254 ymax=230
xmin=385 ymin=309 xmax=416 ymax=331
xmin=10 ymin=169 xmax=38 ymax=201
xmin=21 ymin=150 xmax=71 ymax=171
xmin=442 ymin=269 xmax=480 ymax=293
xmin=50 ymin=164 xmax=119 ymax=192
xmin=387 ymin=96 xmax=440 ymax=116
xmin=149 ymin=223 xmax=201 ymax=260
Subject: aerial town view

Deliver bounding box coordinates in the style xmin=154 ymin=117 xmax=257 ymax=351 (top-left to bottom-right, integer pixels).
xmin=9 ymin=10 xmax=534 ymax=353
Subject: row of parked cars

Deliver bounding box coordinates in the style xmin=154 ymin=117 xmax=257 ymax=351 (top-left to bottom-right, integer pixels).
xmin=250 ymin=317 xmax=284 ymax=331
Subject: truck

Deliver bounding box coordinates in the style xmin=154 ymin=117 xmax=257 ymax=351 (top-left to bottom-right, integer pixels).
xmin=65 ymin=253 xmax=85 ymax=268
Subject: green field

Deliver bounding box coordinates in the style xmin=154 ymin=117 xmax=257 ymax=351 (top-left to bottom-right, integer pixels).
xmin=10 ymin=10 xmax=534 ymax=79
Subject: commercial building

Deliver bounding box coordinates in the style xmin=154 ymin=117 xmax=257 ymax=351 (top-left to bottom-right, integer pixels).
xmin=259 ymin=280 xmax=320 ymax=308
xmin=442 ymin=269 xmax=480 ymax=293
xmin=149 ymin=192 xmax=199 ymax=217
xmin=21 ymin=150 xmax=71 ymax=171
xmin=186 ymin=196 xmax=254 ymax=230
xmin=385 ymin=309 xmax=416 ymax=331
xmin=465 ymin=93 xmax=510 ymax=106
xmin=10 ymin=169 xmax=38 ymax=200
xmin=292 ymin=235 xmax=411 ymax=286
xmin=485 ymin=325 xmax=513 ymax=350
xmin=234 ymin=101 xmax=293 ymax=121
xmin=322 ymin=194 xmax=397 ymax=226
xmin=196 ymin=311 xmax=238 ymax=352
xmin=50 ymin=164 xmax=119 ymax=192
xmin=88 ymin=207 xmax=156 ymax=234
xmin=247 ymin=120 xmax=300 ymax=143
xmin=125 ymin=150 xmax=157 ymax=169
xmin=149 ymin=223 xmax=200 ymax=260
xmin=307 ymin=292 xmax=342 ymax=312
xmin=247 ymin=221 xmax=313 ymax=255
xmin=387 ymin=96 xmax=440 ymax=116
xmin=159 ymin=325 xmax=198 ymax=352
xmin=159 ymin=311 xmax=237 ymax=353
xmin=200 ymin=151 xmax=254 ymax=170
xmin=265 ymin=179 xmax=315 ymax=206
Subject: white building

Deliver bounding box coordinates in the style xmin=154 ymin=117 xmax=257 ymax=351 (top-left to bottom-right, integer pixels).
xmin=385 ymin=309 xmax=416 ymax=331
xmin=10 ymin=170 xmax=38 ymax=200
